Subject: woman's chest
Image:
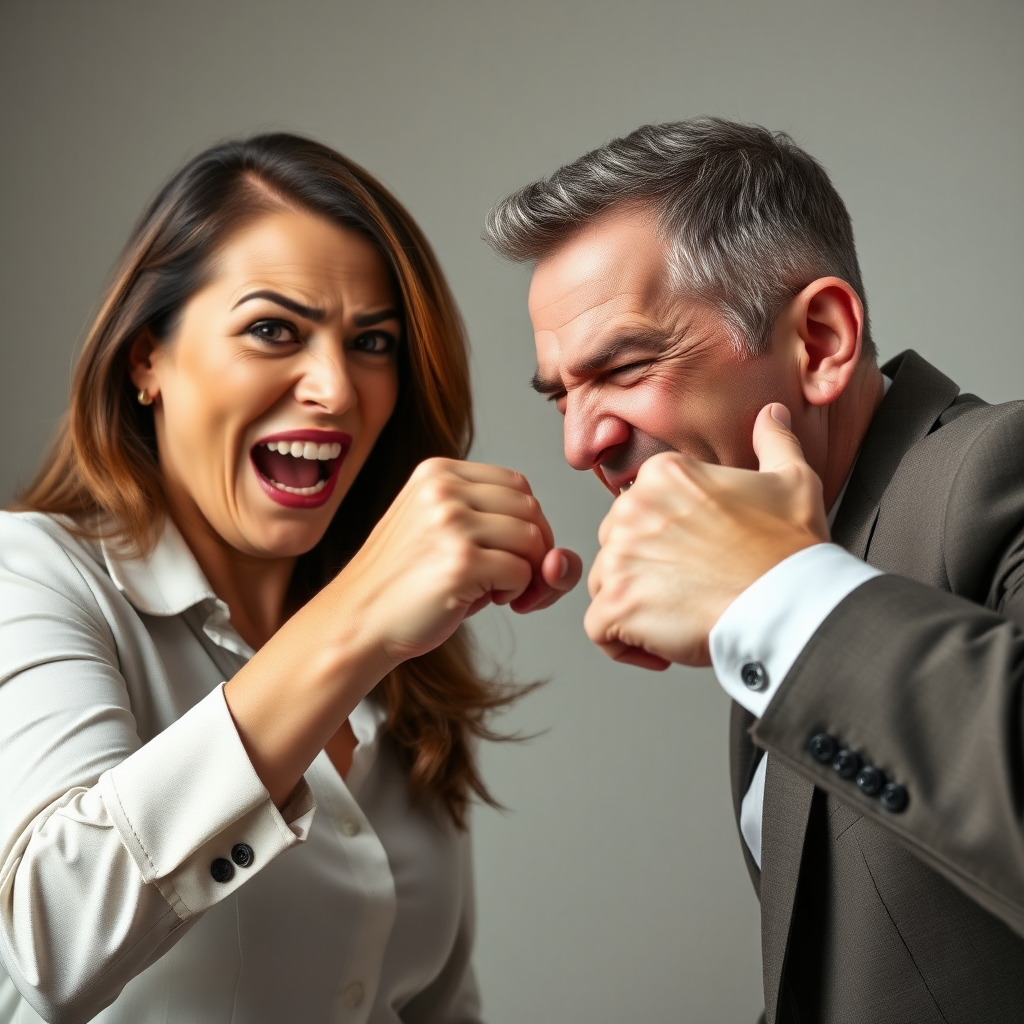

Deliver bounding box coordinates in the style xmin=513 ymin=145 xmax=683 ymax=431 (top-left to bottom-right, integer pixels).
xmin=121 ymin=608 xmax=468 ymax=1021
xmin=206 ymin=745 xmax=464 ymax=1019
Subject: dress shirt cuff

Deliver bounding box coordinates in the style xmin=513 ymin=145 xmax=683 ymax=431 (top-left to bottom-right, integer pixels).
xmin=709 ymin=544 xmax=883 ymax=718
xmin=98 ymin=683 xmax=316 ymax=921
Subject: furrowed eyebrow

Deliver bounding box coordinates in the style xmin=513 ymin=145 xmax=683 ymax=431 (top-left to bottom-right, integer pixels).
xmin=570 ymin=331 xmax=668 ymax=375
xmin=529 ymin=329 xmax=670 ymax=396
xmin=530 ymin=370 xmax=564 ymax=396
xmin=353 ymin=308 xmax=401 ymax=327
xmin=232 ymin=292 xmax=400 ymax=329
xmin=233 ymin=290 xmax=326 ymax=322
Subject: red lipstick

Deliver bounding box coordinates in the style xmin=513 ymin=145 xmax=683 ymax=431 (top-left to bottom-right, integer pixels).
xmin=250 ymin=429 xmax=352 ymax=509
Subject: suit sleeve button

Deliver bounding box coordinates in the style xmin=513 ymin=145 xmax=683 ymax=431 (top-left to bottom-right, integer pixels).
xmin=855 ymin=764 xmax=884 ymax=796
xmin=741 ymin=662 xmax=769 ymax=691
xmin=210 ymin=858 xmax=235 ymax=883
xmin=342 ymin=982 xmax=364 ymax=1008
xmin=231 ymin=843 xmax=255 ymax=868
xmin=808 ymin=733 xmax=837 ymax=763
xmin=832 ymin=749 xmax=862 ymax=780
xmin=879 ymin=782 xmax=909 ymax=813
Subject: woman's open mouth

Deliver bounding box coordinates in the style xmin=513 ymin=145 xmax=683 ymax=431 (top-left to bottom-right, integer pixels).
xmin=250 ymin=430 xmax=352 ymax=509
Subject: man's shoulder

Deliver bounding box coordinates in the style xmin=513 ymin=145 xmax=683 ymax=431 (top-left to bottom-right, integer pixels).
xmin=934 ymin=392 xmax=1024 ymax=442
xmin=880 ymin=394 xmax=1024 ymax=597
xmin=916 ymin=396 xmax=1024 ymax=495
xmin=891 ymin=391 xmax=1024 ymax=487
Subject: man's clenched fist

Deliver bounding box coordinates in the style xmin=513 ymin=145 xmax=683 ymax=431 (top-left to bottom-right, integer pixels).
xmin=584 ymin=403 xmax=830 ymax=669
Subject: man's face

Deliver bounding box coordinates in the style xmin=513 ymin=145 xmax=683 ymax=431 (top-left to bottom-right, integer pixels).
xmin=529 ymin=205 xmax=801 ymax=495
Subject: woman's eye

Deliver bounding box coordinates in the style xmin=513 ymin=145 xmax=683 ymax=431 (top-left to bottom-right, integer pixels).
xmin=351 ymin=331 xmax=395 ymax=354
xmin=246 ymin=320 xmax=299 ymax=345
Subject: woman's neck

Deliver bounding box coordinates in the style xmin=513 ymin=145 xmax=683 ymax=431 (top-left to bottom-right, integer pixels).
xmin=162 ymin=492 xmax=297 ymax=652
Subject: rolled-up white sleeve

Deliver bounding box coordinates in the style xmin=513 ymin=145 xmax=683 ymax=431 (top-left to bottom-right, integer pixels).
xmin=0 ymin=520 xmax=314 ymax=1023
xmin=98 ymin=684 xmax=314 ymax=918
xmin=709 ymin=543 xmax=883 ymax=717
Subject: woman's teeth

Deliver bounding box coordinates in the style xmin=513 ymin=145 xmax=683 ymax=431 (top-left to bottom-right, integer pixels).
xmin=264 ymin=440 xmax=343 ymax=460
xmin=269 ymin=477 xmax=329 ymax=496
xmin=253 ymin=439 xmax=345 ymax=496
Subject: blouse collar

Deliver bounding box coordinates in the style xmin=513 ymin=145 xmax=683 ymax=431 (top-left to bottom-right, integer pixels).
xmin=101 ymin=517 xmax=255 ymax=659
xmin=102 ymin=516 xmax=217 ymax=617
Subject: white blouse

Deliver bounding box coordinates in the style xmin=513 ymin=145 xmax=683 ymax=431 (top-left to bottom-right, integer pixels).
xmin=0 ymin=512 xmax=480 ymax=1024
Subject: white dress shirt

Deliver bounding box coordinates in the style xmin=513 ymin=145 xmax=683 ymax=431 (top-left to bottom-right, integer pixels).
xmin=712 ymin=544 xmax=882 ymax=866
xmin=709 ymin=378 xmax=892 ymax=868
xmin=0 ymin=512 xmax=479 ymax=1024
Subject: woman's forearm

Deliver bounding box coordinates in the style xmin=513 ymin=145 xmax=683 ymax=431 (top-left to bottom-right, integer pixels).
xmin=223 ymin=587 xmax=393 ymax=807
xmin=225 ymin=456 xmax=582 ymax=808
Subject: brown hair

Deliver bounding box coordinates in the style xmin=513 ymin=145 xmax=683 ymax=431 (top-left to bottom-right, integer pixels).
xmin=18 ymin=133 xmax=516 ymax=828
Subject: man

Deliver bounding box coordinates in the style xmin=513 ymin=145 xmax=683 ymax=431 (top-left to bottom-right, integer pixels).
xmin=485 ymin=119 xmax=1024 ymax=1022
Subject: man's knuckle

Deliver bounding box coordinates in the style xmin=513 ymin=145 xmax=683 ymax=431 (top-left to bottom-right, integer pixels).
xmin=792 ymin=463 xmax=822 ymax=494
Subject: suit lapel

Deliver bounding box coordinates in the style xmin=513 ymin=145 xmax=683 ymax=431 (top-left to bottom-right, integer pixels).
xmin=760 ymin=759 xmax=816 ymax=1024
xmin=830 ymin=350 xmax=960 ymax=557
xmin=755 ymin=350 xmax=960 ymax=1022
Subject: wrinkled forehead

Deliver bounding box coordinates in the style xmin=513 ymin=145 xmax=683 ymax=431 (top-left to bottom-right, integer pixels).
xmin=527 ymin=207 xmax=674 ymax=373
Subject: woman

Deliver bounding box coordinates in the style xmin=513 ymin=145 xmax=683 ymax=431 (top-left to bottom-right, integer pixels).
xmin=0 ymin=135 xmax=580 ymax=1023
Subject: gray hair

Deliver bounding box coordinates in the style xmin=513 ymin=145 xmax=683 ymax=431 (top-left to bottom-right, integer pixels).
xmin=484 ymin=117 xmax=873 ymax=358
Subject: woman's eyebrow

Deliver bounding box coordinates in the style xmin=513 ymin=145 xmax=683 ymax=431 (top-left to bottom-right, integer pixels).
xmin=233 ymin=290 xmax=326 ymax=321
xmin=231 ymin=291 xmax=400 ymax=329
xmin=353 ymin=308 xmax=401 ymax=327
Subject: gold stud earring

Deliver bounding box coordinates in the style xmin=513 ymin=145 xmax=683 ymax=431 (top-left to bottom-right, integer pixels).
xmin=137 ymin=389 xmax=154 ymax=406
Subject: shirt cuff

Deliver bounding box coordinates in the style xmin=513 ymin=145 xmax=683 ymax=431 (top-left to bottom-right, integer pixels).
xmin=709 ymin=544 xmax=883 ymax=718
xmin=98 ymin=683 xmax=316 ymax=921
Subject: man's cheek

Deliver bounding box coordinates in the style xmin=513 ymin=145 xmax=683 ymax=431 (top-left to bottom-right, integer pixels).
xmin=613 ymin=384 xmax=683 ymax=438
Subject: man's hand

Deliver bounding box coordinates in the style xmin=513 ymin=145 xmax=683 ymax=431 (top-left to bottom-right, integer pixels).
xmin=584 ymin=403 xmax=830 ymax=669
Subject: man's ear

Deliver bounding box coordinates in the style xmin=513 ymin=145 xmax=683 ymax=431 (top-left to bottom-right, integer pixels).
xmin=788 ymin=277 xmax=865 ymax=407
xmin=127 ymin=330 xmax=160 ymax=398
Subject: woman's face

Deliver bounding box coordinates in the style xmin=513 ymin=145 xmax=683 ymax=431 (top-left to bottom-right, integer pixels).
xmin=130 ymin=209 xmax=401 ymax=558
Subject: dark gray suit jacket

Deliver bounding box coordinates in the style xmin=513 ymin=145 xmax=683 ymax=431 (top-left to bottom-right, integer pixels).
xmin=730 ymin=351 xmax=1024 ymax=1024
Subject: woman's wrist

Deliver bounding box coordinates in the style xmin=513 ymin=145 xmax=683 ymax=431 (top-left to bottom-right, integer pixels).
xmin=294 ymin=579 xmax=398 ymax=692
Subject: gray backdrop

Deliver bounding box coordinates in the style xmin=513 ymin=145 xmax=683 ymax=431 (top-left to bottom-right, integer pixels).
xmin=2 ymin=1 xmax=1022 ymax=1021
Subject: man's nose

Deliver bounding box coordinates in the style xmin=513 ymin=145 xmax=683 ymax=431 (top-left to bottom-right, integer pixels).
xmin=562 ymin=399 xmax=631 ymax=471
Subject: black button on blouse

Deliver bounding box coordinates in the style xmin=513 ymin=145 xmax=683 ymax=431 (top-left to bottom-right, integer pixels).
xmin=232 ymin=843 xmax=255 ymax=868
xmin=210 ymin=858 xmax=235 ymax=883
